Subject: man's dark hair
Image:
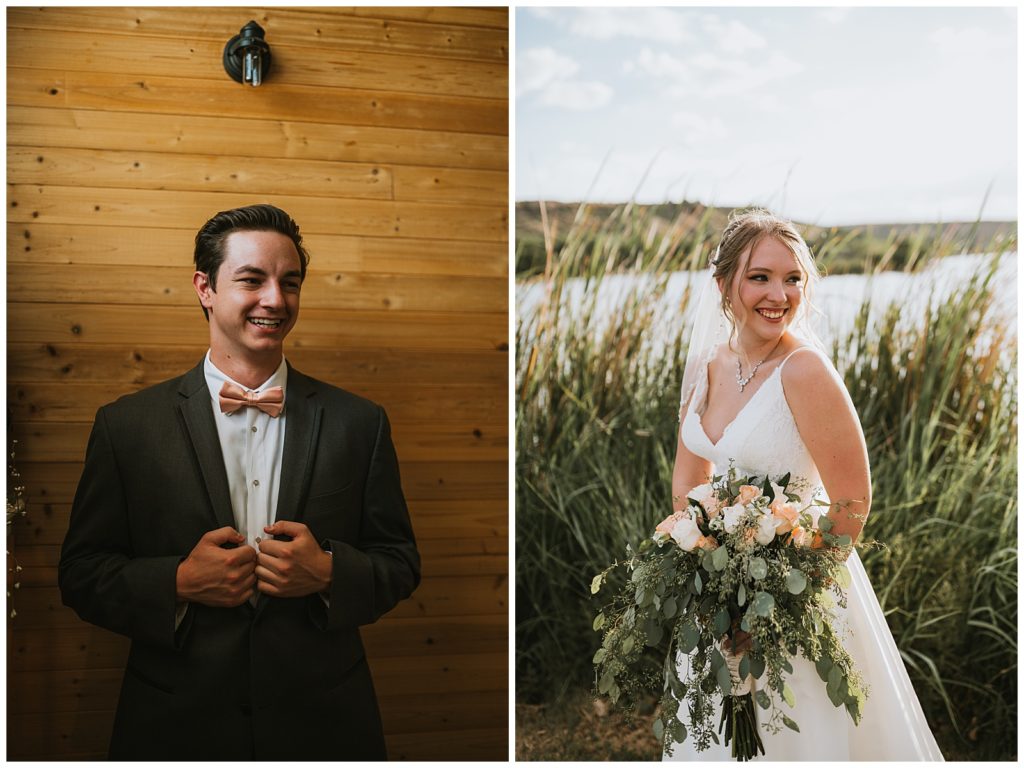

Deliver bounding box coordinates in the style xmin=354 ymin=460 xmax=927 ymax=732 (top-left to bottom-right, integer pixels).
xmin=194 ymin=204 xmax=310 ymax=319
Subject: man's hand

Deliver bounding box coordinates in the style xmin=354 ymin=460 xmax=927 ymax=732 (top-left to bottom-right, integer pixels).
xmin=255 ymin=521 xmax=332 ymax=598
xmin=176 ymin=527 xmax=257 ymax=607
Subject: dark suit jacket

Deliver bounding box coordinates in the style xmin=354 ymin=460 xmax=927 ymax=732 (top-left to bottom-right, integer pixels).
xmin=58 ymin=361 xmax=421 ymax=760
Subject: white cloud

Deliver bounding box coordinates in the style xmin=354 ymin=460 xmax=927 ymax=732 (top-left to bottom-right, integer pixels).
xmin=539 ymin=79 xmax=614 ymax=111
xmin=633 ymin=47 xmax=693 ymax=80
xmin=517 ymin=46 xmax=612 ymax=111
xmin=699 ymin=14 xmax=767 ymax=55
xmin=567 ymin=7 xmax=697 ymax=43
xmin=517 ymin=47 xmax=579 ymax=98
xmin=627 ymin=46 xmax=803 ymax=98
xmin=930 ymin=25 xmax=1011 ymax=55
xmin=670 ymin=111 xmax=729 ymax=146
xmin=816 ymin=7 xmax=852 ymax=26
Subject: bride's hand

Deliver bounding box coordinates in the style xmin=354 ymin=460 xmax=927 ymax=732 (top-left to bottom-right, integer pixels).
xmin=721 ymin=620 xmax=753 ymax=654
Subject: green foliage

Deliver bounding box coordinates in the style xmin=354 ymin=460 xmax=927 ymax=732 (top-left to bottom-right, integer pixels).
xmin=515 ymin=203 xmax=1017 ymax=759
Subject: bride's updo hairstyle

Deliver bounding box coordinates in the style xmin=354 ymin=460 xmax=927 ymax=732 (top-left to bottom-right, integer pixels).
xmin=711 ymin=208 xmax=822 ymax=347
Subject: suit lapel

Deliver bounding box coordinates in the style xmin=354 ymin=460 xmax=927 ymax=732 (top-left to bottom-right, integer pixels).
xmin=275 ymin=363 xmax=322 ymax=525
xmin=177 ymin=362 xmax=236 ymax=531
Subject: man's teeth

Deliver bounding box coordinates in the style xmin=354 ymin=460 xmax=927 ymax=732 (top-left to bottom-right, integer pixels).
xmin=757 ymin=308 xmax=786 ymax=319
xmin=249 ymin=318 xmax=282 ymax=327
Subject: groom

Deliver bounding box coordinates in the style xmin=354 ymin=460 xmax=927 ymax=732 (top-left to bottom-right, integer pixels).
xmin=58 ymin=204 xmax=420 ymax=760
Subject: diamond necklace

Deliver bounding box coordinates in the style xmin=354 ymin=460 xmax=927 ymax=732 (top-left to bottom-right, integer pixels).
xmin=735 ymin=339 xmax=784 ymax=392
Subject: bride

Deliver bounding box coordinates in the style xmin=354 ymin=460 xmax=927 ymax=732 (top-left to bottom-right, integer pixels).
xmin=665 ymin=209 xmax=943 ymax=761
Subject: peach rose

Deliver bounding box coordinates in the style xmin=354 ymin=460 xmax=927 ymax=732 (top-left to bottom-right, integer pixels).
xmin=655 ymin=511 xmax=687 ymax=538
xmin=697 ymin=535 xmax=719 ymax=551
xmin=737 ymin=485 xmax=762 ymax=506
xmin=789 ymin=525 xmax=813 ymax=548
xmin=689 ymin=483 xmax=723 ymax=518
xmin=771 ymin=499 xmax=799 ymax=534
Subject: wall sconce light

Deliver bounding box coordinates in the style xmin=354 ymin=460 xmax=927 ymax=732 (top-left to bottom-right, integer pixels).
xmin=223 ymin=21 xmax=271 ymax=87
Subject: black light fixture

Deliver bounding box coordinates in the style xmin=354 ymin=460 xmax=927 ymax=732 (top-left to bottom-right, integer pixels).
xmin=223 ymin=21 xmax=271 ymax=87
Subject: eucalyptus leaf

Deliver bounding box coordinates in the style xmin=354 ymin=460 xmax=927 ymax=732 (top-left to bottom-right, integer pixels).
xmin=622 ymin=634 xmax=635 ymax=655
xmin=838 ymin=534 xmax=852 ymax=548
xmin=670 ymin=721 xmax=688 ymax=743
xmin=680 ymin=621 xmax=700 ymax=653
xmin=710 ymin=646 xmax=725 ymax=672
xmin=593 ymin=612 xmax=605 ymax=631
xmin=785 ymin=568 xmax=807 ymax=595
xmin=835 ymin=564 xmax=851 ymax=589
xmin=827 ymin=665 xmax=842 ymax=691
xmin=653 ymin=718 xmax=665 ymax=742
xmin=716 ymin=663 xmax=733 ymax=697
xmin=738 ymin=654 xmax=751 ymax=681
xmin=754 ymin=689 xmax=771 ymax=709
xmin=646 ymin=620 xmax=664 ymax=646
xmin=748 ymin=557 xmax=768 ymax=581
xmin=591 ymin=574 xmax=604 ymax=594
xmin=748 ymin=654 xmax=765 ymax=679
xmin=702 ymin=549 xmax=716 ymax=572
xmin=782 ymin=714 xmax=800 ymax=732
xmin=609 ymin=682 xmax=621 ymax=704
xmin=817 ymin=516 xmax=834 ymax=533
xmin=663 ymin=596 xmax=678 ymax=619
xmin=711 ymin=545 xmax=729 ymax=571
xmin=751 ymin=591 xmax=775 ymax=617
xmin=815 ymin=656 xmax=831 ymax=682
xmin=593 ymin=647 xmax=606 ymax=664
xmin=598 ymin=669 xmax=614 ymax=694
xmin=713 ymin=607 xmax=731 ymax=637
xmin=782 ymin=658 xmax=793 ymax=674
xmin=694 ymin=571 xmax=703 ymax=594
xmin=631 ymin=567 xmax=643 ymax=584
xmin=827 ymin=682 xmax=844 ymax=707
xmin=737 ymin=583 xmax=746 ymax=607
xmin=782 ymin=682 xmax=796 ymax=708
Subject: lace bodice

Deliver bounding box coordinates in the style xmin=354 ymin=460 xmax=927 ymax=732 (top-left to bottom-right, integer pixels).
xmin=680 ymin=348 xmax=823 ymax=502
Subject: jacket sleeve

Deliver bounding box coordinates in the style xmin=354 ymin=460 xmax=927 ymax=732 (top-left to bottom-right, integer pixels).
xmin=58 ymin=407 xmax=185 ymax=650
xmin=319 ymin=406 xmax=421 ymax=630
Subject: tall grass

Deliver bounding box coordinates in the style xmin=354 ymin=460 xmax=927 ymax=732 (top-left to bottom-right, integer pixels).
xmin=515 ymin=204 xmax=1017 ymax=760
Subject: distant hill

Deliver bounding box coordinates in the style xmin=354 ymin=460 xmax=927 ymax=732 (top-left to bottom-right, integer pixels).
xmin=515 ymin=200 xmax=1017 ymax=278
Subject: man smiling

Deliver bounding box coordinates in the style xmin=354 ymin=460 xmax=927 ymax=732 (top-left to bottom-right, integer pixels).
xmin=59 ymin=204 xmax=420 ymax=760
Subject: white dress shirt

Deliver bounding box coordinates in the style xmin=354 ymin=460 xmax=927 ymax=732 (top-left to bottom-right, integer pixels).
xmin=203 ymin=351 xmax=288 ymax=549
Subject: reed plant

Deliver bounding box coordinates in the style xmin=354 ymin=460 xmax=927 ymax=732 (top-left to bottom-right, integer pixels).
xmin=515 ymin=203 xmax=1017 ymax=760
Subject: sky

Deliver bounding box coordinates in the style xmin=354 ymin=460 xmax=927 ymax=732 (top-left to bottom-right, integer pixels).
xmin=516 ymin=5 xmax=1018 ymax=225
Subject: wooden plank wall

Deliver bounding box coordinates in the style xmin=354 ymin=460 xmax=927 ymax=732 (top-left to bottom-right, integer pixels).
xmin=6 ymin=6 xmax=508 ymax=761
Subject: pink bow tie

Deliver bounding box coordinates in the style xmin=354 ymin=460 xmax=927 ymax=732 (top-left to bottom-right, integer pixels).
xmin=218 ymin=382 xmax=285 ymax=417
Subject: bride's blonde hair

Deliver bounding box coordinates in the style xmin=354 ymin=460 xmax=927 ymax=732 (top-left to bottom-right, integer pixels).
xmin=711 ymin=208 xmax=822 ymax=350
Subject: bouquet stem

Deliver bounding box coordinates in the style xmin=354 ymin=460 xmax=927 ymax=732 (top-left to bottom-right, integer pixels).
xmin=719 ymin=693 xmax=765 ymax=761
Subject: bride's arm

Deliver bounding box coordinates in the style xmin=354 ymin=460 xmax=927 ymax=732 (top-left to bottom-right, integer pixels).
xmin=781 ymin=350 xmax=872 ymax=543
xmin=672 ymin=395 xmax=714 ymax=511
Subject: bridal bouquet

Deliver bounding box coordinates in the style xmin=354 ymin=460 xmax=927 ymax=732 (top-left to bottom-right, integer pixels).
xmin=591 ymin=469 xmax=867 ymax=761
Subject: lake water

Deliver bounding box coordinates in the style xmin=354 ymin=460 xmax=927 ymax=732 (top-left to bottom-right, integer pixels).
xmin=516 ymin=253 xmax=1017 ymax=359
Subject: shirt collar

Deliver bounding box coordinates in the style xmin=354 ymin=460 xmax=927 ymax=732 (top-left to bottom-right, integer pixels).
xmin=204 ymin=351 xmax=289 ymax=407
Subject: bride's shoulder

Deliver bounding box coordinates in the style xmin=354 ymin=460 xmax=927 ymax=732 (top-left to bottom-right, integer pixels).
xmin=780 ymin=346 xmax=844 ymax=395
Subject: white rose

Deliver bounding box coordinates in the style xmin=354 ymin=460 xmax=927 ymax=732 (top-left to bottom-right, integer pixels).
xmin=754 ymin=512 xmax=777 ymax=545
xmin=722 ymin=504 xmax=746 ymax=534
xmin=670 ymin=515 xmax=703 ymax=551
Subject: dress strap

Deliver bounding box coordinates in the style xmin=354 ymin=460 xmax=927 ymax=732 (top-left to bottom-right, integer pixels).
xmin=777 ymin=345 xmax=827 ymax=372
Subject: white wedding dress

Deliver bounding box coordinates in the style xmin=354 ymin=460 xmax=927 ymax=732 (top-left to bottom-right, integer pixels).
xmin=665 ymin=348 xmax=944 ymax=761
